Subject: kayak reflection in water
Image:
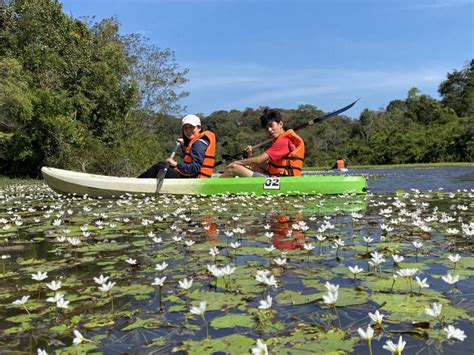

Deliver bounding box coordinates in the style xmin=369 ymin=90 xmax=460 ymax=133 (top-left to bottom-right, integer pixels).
xmin=220 ymin=109 xmax=305 ymax=178
xmin=138 ymin=114 xmax=217 ymax=179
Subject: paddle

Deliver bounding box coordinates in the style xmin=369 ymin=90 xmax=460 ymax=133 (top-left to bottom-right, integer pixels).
xmin=214 ymin=98 xmax=359 ymax=168
xmin=156 ymin=141 xmax=181 ymax=193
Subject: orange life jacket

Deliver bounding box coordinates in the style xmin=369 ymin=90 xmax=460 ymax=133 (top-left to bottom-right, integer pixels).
xmin=266 ymin=129 xmax=305 ymax=177
xmin=336 ymin=159 xmax=346 ymax=169
xmin=180 ymin=131 xmax=216 ymax=178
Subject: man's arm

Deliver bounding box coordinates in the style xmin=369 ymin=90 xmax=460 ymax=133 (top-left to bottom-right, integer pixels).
xmin=232 ymin=152 xmax=269 ymax=168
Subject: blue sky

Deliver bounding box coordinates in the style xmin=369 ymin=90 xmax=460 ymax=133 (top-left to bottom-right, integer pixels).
xmin=60 ymin=0 xmax=473 ymax=118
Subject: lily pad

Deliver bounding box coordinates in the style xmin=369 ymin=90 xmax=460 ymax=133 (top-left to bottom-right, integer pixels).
xmin=210 ymin=313 xmax=255 ymax=329
xmin=122 ymin=317 xmax=162 ymax=331
xmin=173 ymin=334 xmax=255 ymax=354
xmin=269 ymin=326 xmax=358 ymax=353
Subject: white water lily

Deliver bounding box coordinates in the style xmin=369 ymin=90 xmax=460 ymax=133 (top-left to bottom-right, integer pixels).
xmin=425 ymin=303 xmax=442 ymax=317
xmin=172 ymin=235 xmax=182 ymax=242
xmin=264 ymin=232 xmax=274 ymax=239
xmin=349 ymin=265 xmax=363 ymax=275
xmin=56 ymin=297 xmax=70 ymax=309
xmin=262 ymin=275 xmax=278 ymax=288
xmin=363 ymin=236 xmax=374 ymax=244
xmin=152 ymin=236 xmax=163 ymax=243
xmin=258 ymin=295 xmax=272 ymax=310
xmin=32 ymin=271 xmax=48 ymax=281
xmin=447 ymin=254 xmax=461 ymax=263
xmin=12 ymin=295 xmax=30 ymax=305
xmin=46 ymin=280 xmax=62 ymax=291
xmin=224 ymin=230 xmax=234 ymax=237
xmin=255 ymin=270 xmax=271 ymax=283
xmin=179 ymin=278 xmax=193 ymax=290
xmin=234 ymin=227 xmax=246 ymax=234
xmin=155 ymin=261 xmax=168 ymax=272
xmin=264 ymin=245 xmax=276 ymax=253
xmin=125 ymin=258 xmax=137 ymax=265
xmin=93 ymin=274 xmax=109 ymax=285
xmin=392 ymin=254 xmax=404 ymax=264
xmin=303 ymin=243 xmax=315 ymax=251
xmin=152 ymin=276 xmax=166 ymax=287
xmin=47 ymin=292 xmax=64 ymax=303
xmin=368 ymin=309 xmax=385 ymax=326
xmin=324 ymin=282 xmax=339 ymax=293
xmin=209 ymin=247 xmax=219 ymax=257
xmin=370 ymin=251 xmax=386 ymax=266
xmin=273 ymin=257 xmax=287 ymax=266
xmin=251 ymin=339 xmax=268 ymax=355
xmin=221 ymin=265 xmax=236 ymax=276
xmin=415 ymin=276 xmax=429 ymax=289
xmin=207 ymin=264 xmax=223 ymax=278
xmin=333 ymin=239 xmax=345 ymax=247
xmin=443 ymin=324 xmax=466 ymax=341
xmin=98 ymin=281 xmax=116 ymax=292
xmin=382 ymin=335 xmax=406 ymax=353
xmin=72 ymin=329 xmax=87 ymax=345
xmin=37 ymin=349 xmax=47 ymax=355
xmin=322 ymin=291 xmax=338 ymax=306
xmin=357 ymin=324 xmax=374 ymax=340
xmin=446 ymin=228 xmax=459 ymax=234
xmin=185 ymin=240 xmax=195 ymax=247
xmin=316 ymin=235 xmax=326 ymax=242
xmin=412 ymin=241 xmax=423 ymax=248
xmin=230 ymin=241 xmax=241 ymax=249
xmin=441 ymin=273 xmax=459 ymax=285
xmin=67 ymin=237 xmax=81 ymax=246
xmin=190 ymin=300 xmax=207 ymax=316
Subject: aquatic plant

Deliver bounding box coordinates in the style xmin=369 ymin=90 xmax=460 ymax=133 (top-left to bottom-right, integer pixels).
xmin=0 ymin=183 xmax=472 ymax=353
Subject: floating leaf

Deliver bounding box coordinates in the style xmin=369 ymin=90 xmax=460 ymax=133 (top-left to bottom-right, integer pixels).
xmin=210 ymin=313 xmax=255 ymax=329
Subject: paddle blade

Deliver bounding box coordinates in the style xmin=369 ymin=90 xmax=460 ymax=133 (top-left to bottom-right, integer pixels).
xmin=155 ymin=166 xmax=168 ymax=193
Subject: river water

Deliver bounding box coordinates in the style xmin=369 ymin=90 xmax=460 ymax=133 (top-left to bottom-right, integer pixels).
xmin=0 ymin=166 xmax=472 ymax=354
xmin=309 ymin=166 xmax=474 ymax=193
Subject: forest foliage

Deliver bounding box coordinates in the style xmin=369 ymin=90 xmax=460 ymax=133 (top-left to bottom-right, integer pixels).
xmin=0 ymin=0 xmax=472 ymax=177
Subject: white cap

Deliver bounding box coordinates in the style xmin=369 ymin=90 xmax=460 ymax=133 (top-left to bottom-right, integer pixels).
xmin=181 ymin=114 xmax=201 ymax=127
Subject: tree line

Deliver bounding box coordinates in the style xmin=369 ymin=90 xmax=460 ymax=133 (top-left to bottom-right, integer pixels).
xmin=0 ymin=0 xmax=472 ymax=177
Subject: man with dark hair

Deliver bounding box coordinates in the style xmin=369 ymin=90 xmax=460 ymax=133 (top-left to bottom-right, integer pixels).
xmin=220 ymin=109 xmax=305 ymax=178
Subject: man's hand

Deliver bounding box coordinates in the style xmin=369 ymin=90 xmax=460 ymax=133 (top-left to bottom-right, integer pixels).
xmin=243 ymin=145 xmax=253 ymax=157
xmin=166 ymin=158 xmax=177 ymax=167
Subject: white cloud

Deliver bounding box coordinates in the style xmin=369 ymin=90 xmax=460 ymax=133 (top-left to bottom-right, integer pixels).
xmin=182 ymin=62 xmax=448 ymax=113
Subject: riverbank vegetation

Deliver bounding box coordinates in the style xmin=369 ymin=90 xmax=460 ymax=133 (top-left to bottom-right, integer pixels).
xmin=0 ymin=0 xmax=473 ymax=178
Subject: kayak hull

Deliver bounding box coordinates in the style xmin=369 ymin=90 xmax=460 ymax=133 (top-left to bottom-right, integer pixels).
xmin=41 ymin=167 xmax=367 ymax=198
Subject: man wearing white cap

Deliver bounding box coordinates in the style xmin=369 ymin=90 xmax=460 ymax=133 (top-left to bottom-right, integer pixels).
xmin=138 ymin=114 xmax=217 ymax=179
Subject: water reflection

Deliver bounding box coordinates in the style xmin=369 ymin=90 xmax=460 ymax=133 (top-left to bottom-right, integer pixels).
xmin=271 ymin=214 xmax=306 ymax=251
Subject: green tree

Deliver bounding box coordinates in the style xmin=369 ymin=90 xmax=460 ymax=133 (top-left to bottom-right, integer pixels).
xmin=125 ymin=33 xmax=189 ymax=115
xmin=439 ymin=59 xmax=474 ymax=117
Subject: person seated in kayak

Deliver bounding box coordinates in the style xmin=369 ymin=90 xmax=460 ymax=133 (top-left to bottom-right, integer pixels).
xmin=138 ymin=114 xmax=216 ymax=179
xmin=220 ymin=109 xmax=304 ymax=178
xmin=331 ymin=158 xmax=348 ymax=170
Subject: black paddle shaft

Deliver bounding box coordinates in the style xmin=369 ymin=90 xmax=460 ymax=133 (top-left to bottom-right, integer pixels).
xmin=156 ymin=141 xmax=181 ymax=193
xmin=214 ymin=98 xmax=359 ymax=167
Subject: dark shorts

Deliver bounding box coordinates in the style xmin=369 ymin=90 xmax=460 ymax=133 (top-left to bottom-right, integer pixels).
xmin=251 ymin=171 xmax=267 ymax=177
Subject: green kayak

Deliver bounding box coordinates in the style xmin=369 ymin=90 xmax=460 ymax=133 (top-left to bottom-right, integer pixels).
xmin=41 ymin=167 xmax=367 ymax=198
